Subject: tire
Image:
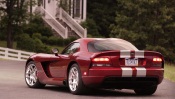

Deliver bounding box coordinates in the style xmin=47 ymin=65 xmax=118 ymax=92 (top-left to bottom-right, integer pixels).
xmin=134 ymin=85 xmax=157 ymax=95
xmin=25 ymin=61 xmax=45 ymax=88
xmin=68 ymin=63 xmax=86 ymax=95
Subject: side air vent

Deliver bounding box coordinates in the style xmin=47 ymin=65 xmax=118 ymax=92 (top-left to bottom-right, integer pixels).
xmin=41 ymin=62 xmax=52 ymax=77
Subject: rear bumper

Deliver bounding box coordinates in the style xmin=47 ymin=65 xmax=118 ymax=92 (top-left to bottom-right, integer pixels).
xmin=82 ymin=67 xmax=164 ymax=89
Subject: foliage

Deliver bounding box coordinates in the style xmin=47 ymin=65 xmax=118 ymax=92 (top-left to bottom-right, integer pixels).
xmin=43 ymin=36 xmax=77 ymax=46
xmin=81 ymin=18 xmax=101 ymax=37
xmin=17 ymin=33 xmax=76 ymax=53
xmin=15 ymin=15 xmax=55 ymax=53
xmin=15 ymin=14 xmax=77 ymax=53
xmin=17 ymin=33 xmax=51 ymax=53
xmin=0 ymin=41 xmax=17 ymax=48
xmin=0 ymin=0 xmax=29 ymax=48
xmin=110 ymin=0 xmax=175 ymax=62
xmin=59 ymin=0 xmax=69 ymax=12
xmin=23 ymin=16 xmax=53 ymax=37
xmin=1 ymin=0 xmax=175 ymax=62
xmin=87 ymin=0 xmax=117 ymax=37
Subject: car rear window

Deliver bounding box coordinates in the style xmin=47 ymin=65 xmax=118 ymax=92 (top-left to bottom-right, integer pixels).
xmin=88 ymin=39 xmax=138 ymax=52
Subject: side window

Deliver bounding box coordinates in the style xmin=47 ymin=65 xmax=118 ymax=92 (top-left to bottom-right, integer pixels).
xmin=62 ymin=43 xmax=80 ymax=55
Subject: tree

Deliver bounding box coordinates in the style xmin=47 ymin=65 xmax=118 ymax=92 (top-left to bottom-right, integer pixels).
xmin=111 ymin=0 xmax=175 ymax=61
xmin=87 ymin=0 xmax=117 ymax=37
xmin=0 ymin=0 xmax=28 ymax=48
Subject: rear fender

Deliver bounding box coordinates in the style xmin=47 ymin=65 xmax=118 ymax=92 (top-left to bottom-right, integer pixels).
xmin=28 ymin=53 xmax=60 ymax=62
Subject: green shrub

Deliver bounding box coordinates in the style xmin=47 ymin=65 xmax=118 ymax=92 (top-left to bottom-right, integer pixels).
xmin=32 ymin=33 xmax=42 ymax=39
xmin=41 ymin=36 xmax=49 ymax=44
xmin=23 ymin=16 xmax=53 ymax=37
xmin=56 ymin=38 xmax=64 ymax=46
xmin=34 ymin=38 xmax=50 ymax=53
xmin=81 ymin=18 xmax=101 ymax=37
xmin=62 ymin=37 xmax=77 ymax=46
xmin=17 ymin=33 xmax=36 ymax=52
xmin=43 ymin=36 xmax=77 ymax=47
xmin=48 ymin=36 xmax=60 ymax=45
xmin=17 ymin=33 xmax=51 ymax=53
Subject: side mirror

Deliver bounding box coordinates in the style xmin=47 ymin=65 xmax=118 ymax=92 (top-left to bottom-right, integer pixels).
xmin=52 ymin=48 xmax=59 ymax=56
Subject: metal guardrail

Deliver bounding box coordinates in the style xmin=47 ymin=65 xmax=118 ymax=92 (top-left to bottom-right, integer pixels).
xmin=38 ymin=7 xmax=68 ymax=38
xmin=58 ymin=7 xmax=87 ymax=38
xmin=0 ymin=47 xmax=35 ymax=61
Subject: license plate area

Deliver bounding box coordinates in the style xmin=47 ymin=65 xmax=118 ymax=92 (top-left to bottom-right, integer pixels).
xmin=125 ymin=58 xmax=138 ymax=66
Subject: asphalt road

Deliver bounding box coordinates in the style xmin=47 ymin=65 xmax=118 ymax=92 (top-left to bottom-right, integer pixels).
xmin=0 ymin=60 xmax=174 ymax=99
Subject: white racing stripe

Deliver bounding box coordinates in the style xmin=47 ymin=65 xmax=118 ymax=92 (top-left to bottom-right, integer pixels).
xmin=135 ymin=51 xmax=144 ymax=58
xmin=121 ymin=67 xmax=132 ymax=77
xmin=120 ymin=50 xmax=145 ymax=58
xmin=136 ymin=67 xmax=146 ymax=77
xmin=120 ymin=50 xmax=131 ymax=58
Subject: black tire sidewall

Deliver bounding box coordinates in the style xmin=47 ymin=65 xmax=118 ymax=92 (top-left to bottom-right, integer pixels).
xmin=134 ymin=85 xmax=157 ymax=95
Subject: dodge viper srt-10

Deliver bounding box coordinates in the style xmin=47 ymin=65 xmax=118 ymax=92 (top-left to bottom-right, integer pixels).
xmin=25 ymin=38 xmax=164 ymax=95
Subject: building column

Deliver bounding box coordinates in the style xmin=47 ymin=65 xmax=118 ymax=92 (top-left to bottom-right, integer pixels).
xmin=70 ymin=0 xmax=74 ymax=17
xmin=82 ymin=0 xmax=86 ymax=21
xmin=79 ymin=0 xmax=82 ymax=20
xmin=58 ymin=0 xmax=86 ymax=22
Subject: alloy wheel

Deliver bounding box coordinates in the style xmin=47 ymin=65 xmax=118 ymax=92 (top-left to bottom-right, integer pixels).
xmin=25 ymin=63 xmax=38 ymax=86
xmin=68 ymin=67 xmax=79 ymax=92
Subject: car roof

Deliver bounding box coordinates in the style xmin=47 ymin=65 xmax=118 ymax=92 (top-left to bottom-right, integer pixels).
xmin=71 ymin=38 xmax=138 ymax=52
xmin=74 ymin=38 xmax=128 ymax=43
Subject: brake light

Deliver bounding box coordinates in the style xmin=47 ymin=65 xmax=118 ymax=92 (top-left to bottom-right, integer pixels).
xmin=92 ymin=58 xmax=110 ymax=62
xmin=153 ymin=57 xmax=163 ymax=67
xmin=92 ymin=57 xmax=111 ymax=67
xmin=153 ymin=58 xmax=162 ymax=62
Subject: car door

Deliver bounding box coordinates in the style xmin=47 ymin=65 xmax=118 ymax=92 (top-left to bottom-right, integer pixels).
xmin=49 ymin=42 xmax=80 ymax=78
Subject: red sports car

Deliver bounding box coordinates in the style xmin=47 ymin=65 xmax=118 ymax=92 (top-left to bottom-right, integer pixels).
xmin=25 ymin=38 xmax=164 ymax=95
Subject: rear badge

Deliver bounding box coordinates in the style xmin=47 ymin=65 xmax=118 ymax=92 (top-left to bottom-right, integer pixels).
xmin=130 ymin=52 xmax=135 ymax=57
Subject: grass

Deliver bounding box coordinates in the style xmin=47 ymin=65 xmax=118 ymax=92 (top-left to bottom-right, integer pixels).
xmin=0 ymin=58 xmax=6 ymax=60
xmin=58 ymin=46 xmax=65 ymax=53
xmin=0 ymin=41 xmax=17 ymax=48
xmin=164 ymin=64 xmax=175 ymax=82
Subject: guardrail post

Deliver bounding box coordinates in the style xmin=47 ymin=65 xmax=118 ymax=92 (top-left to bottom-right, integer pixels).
xmin=18 ymin=52 xmax=21 ymax=60
xmin=5 ymin=48 xmax=8 ymax=58
xmin=0 ymin=47 xmax=36 ymax=61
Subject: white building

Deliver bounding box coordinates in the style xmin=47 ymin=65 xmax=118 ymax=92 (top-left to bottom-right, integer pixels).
xmin=42 ymin=0 xmax=86 ymax=22
xmin=29 ymin=0 xmax=87 ymax=38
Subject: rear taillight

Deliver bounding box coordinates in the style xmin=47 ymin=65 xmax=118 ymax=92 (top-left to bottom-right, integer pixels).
xmin=92 ymin=57 xmax=111 ymax=66
xmin=92 ymin=58 xmax=110 ymax=62
xmin=153 ymin=58 xmax=162 ymax=62
xmin=153 ymin=57 xmax=163 ymax=67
